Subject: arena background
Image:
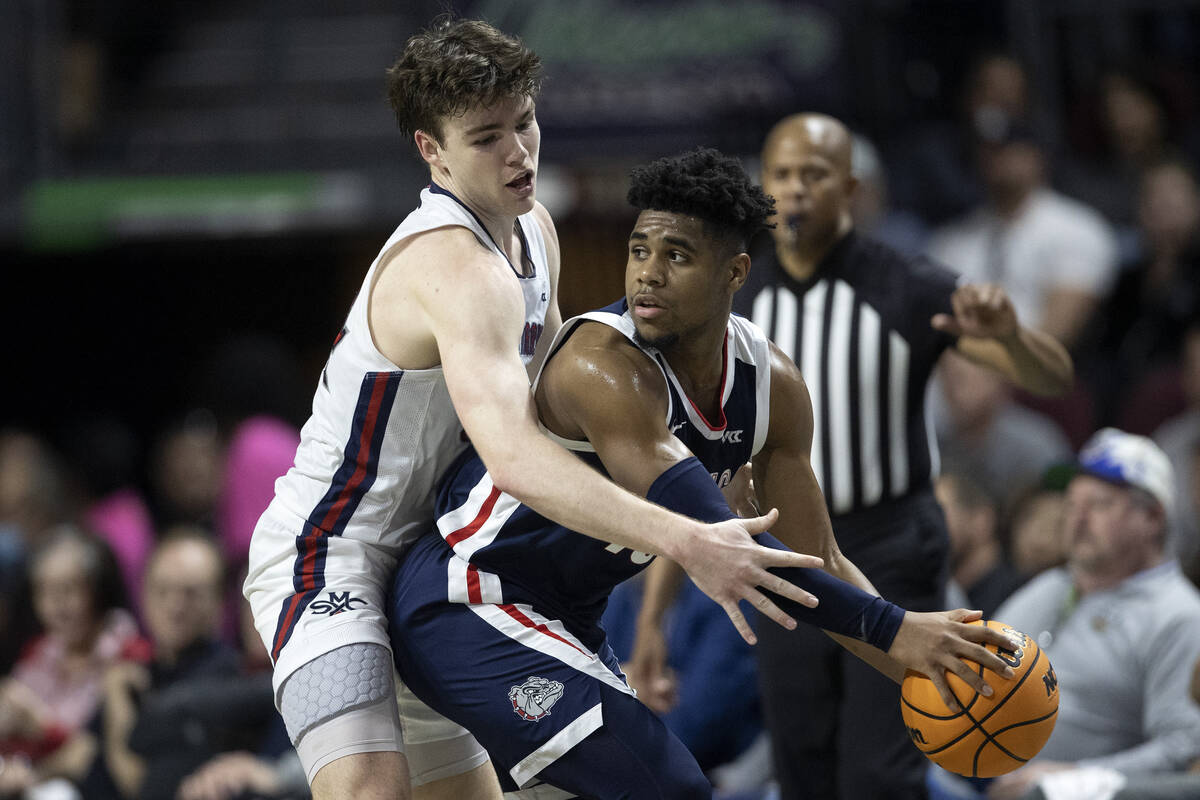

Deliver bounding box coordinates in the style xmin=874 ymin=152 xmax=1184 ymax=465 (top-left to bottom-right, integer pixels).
xmin=2 ymin=0 xmax=1198 ymax=485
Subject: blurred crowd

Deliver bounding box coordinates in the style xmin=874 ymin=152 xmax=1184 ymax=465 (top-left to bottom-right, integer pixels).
xmin=4 ymin=45 xmax=1200 ymax=800
xmin=0 ymin=339 xmax=310 ymax=800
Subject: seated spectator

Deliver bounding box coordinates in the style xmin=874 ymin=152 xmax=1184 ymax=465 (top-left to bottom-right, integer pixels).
xmin=0 ymin=430 xmax=73 ymax=552
xmin=81 ymin=528 xmax=244 ymax=800
xmin=68 ymin=417 xmax=155 ymax=625
xmin=889 ymin=52 xmax=1030 ymax=227
xmin=926 ymin=120 xmax=1119 ymax=349
xmin=169 ymin=565 xmax=307 ymax=800
xmin=1154 ymin=321 xmax=1200 ymax=577
xmin=147 ymin=415 xmax=223 ymax=532
xmin=933 ymin=351 xmax=1073 ymax=515
xmin=1006 ymin=473 xmax=1070 ymax=580
xmin=0 ymin=527 xmax=148 ymax=771
xmin=936 ymin=472 xmax=1024 ymax=618
xmin=984 ymin=429 xmax=1200 ymax=799
xmin=1080 ymin=159 xmax=1200 ymax=426
xmin=1058 ymin=70 xmax=1177 ymax=232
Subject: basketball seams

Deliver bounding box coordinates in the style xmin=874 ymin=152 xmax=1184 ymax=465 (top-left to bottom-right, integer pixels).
xmin=971 ymin=706 xmax=1060 ymax=777
xmin=900 ymin=619 xmax=1059 ymax=777
xmin=918 ymin=645 xmax=1042 ymax=759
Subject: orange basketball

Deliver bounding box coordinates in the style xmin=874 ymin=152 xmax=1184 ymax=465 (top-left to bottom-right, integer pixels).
xmin=900 ymin=619 xmax=1059 ymax=778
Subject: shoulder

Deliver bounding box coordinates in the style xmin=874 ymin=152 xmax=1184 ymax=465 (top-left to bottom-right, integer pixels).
xmin=1153 ymin=410 xmax=1200 ymax=449
xmin=849 ymin=232 xmax=960 ymax=304
xmin=378 ymin=225 xmax=515 ymax=304
xmin=927 ymin=210 xmax=990 ymax=249
xmin=545 ymin=321 xmax=661 ymax=391
xmin=538 ymin=321 xmax=668 ymax=433
xmin=384 ymin=224 xmax=494 ymax=272
xmin=995 ymin=567 xmax=1070 ymax=621
xmin=529 ymin=201 xmax=557 ymax=240
xmin=1028 ymin=191 xmax=1117 ymax=245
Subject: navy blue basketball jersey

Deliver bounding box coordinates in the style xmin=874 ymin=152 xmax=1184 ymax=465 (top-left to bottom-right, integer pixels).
xmin=429 ymin=299 xmax=773 ymax=649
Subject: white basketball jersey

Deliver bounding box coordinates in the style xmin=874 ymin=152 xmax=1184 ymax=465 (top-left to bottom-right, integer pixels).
xmin=266 ymin=184 xmax=551 ymax=553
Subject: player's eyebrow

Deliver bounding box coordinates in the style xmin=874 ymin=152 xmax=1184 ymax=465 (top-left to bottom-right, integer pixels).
xmin=663 ymin=235 xmax=695 ymax=250
xmin=628 ymin=231 xmax=697 ymax=251
xmin=464 ymin=109 xmax=535 ymax=137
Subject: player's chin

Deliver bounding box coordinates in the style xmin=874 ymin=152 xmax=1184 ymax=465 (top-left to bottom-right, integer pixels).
xmin=631 ymin=321 xmax=679 ymax=351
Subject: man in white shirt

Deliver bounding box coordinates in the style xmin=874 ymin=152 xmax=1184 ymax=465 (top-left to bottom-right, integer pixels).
xmin=927 ymin=123 xmax=1118 ymax=349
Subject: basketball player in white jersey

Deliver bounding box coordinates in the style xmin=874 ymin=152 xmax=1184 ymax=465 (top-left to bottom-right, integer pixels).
xmin=243 ymin=18 xmax=825 ymax=800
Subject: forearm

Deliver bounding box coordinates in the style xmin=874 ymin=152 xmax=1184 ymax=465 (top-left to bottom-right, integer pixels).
xmin=103 ymin=692 xmax=145 ymax=798
xmin=36 ymin=732 xmax=97 ymax=782
xmin=757 ymin=534 xmax=903 ymax=650
xmin=814 ymin=553 xmax=905 ymax=681
xmin=488 ymin=430 xmax=698 ymax=561
xmin=1000 ymin=324 xmax=1074 ymax=396
xmin=959 ymin=325 xmax=1073 ymax=397
xmin=635 ymin=557 xmax=687 ymax=630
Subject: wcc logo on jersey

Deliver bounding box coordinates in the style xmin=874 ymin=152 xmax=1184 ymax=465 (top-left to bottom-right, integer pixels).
xmin=509 ymin=676 xmax=564 ymax=721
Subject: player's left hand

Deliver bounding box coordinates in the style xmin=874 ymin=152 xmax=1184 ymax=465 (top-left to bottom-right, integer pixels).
xmin=931 ymin=284 xmax=1018 ymax=341
xmin=986 ymin=760 xmax=1074 ymax=799
xmin=623 ymin=623 xmax=678 ymax=714
xmin=887 ymin=608 xmax=1021 ymax=711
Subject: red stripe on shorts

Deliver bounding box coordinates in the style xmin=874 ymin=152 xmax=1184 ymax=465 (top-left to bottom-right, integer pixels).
xmin=445 ymin=485 xmax=502 ymax=547
xmin=498 ymin=603 xmax=591 ymax=658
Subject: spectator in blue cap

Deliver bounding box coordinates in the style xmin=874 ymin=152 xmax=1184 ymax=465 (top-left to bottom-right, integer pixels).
xmin=931 ymin=428 xmax=1200 ymax=800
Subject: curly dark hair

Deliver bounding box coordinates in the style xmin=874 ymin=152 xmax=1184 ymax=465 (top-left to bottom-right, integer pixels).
xmin=627 ymin=147 xmax=776 ymax=252
xmin=387 ymin=17 xmax=543 ymax=144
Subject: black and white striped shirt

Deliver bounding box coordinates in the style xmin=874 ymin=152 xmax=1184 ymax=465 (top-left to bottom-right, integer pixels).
xmin=735 ymin=231 xmax=959 ymax=517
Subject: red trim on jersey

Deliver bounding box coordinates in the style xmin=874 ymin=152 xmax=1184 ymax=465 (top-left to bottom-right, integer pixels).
xmin=685 ymin=333 xmax=729 ymax=431
xmin=498 ymin=603 xmax=591 ymax=658
xmin=315 ymin=373 xmax=391 ymax=533
xmin=445 ymin=486 xmax=502 ymax=547
xmin=466 ymin=565 xmax=483 ymax=604
xmin=272 ymin=593 xmax=305 ymax=660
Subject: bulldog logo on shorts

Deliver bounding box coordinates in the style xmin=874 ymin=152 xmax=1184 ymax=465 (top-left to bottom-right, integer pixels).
xmin=509 ymin=676 xmax=564 ymax=721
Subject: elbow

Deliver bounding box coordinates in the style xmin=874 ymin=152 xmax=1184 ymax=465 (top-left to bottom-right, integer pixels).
xmin=479 ymin=450 xmax=533 ymax=501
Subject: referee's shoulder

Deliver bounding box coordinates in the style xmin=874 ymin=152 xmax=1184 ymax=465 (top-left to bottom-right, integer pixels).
xmin=855 ymin=231 xmax=958 ymax=288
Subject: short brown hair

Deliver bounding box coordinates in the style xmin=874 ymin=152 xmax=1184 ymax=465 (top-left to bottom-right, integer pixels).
xmin=386 ymin=17 xmax=542 ymax=144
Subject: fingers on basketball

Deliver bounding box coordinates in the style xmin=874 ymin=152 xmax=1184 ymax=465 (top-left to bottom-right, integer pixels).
xmin=900 ymin=619 xmax=1059 ymax=778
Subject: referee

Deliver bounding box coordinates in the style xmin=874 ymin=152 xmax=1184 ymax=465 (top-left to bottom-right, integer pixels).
xmin=738 ymin=114 xmax=1072 ymax=799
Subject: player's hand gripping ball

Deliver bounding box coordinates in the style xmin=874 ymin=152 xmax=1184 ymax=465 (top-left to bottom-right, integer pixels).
xmin=900 ymin=619 xmax=1058 ymax=778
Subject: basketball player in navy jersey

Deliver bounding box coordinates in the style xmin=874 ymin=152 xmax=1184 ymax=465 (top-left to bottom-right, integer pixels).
xmin=385 ymin=148 xmax=1030 ymax=798
xmin=243 ymin=20 xmax=826 ymax=800
xmin=632 ymin=115 xmax=1074 ymax=799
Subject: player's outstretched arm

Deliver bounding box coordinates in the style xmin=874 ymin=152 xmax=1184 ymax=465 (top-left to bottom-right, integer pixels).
xmin=935 ymin=283 xmax=1073 ymax=396
xmin=755 ymin=343 xmax=1020 ymax=708
xmin=373 ymin=233 xmax=819 ymax=640
xmin=534 ymin=321 xmax=825 ymax=644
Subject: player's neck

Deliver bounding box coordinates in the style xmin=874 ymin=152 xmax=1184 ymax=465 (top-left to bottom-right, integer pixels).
xmin=433 ymin=174 xmax=525 ymax=268
xmin=660 ymin=323 xmax=728 ymax=421
xmin=472 ymin=207 xmax=524 ymax=268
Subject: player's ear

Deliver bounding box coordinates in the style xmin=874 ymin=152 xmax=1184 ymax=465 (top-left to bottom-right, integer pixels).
xmin=729 ymin=252 xmax=750 ymax=292
xmin=843 ymin=173 xmax=860 ymax=201
xmin=414 ymin=129 xmax=443 ymax=169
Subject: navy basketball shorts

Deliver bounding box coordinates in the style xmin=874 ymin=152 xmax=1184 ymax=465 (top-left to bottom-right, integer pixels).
xmin=388 ymin=534 xmax=711 ymax=798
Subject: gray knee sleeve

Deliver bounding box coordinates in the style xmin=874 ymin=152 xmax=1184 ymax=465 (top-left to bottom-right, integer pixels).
xmin=279 ymin=642 xmax=396 ymax=745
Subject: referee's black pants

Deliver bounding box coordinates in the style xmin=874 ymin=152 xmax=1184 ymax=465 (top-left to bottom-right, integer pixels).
xmin=756 ymin=489 xmax=950 ymax=800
